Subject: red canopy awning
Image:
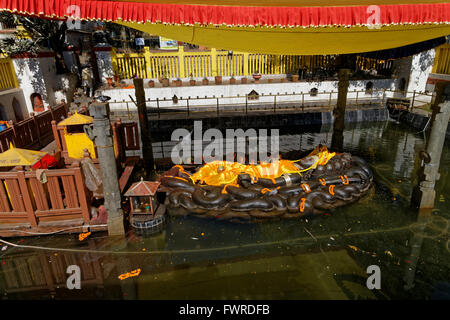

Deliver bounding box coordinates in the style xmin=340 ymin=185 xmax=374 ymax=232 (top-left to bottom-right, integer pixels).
xmin=1 ymin=1 xmax=449 ymax=54
xmin=1 ymin=0 xmax=449 ymax=27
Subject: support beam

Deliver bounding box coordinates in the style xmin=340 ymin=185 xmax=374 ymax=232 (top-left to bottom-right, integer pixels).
xmin=133 ymin=78 xmax=155 ymax=175
xmin=89 ymin=102 xmax=125 ymax=236
xmin=331 ymin=69 xmax=350 ymax=152
xmin=411 ymin=82 xmax=450 ymax=210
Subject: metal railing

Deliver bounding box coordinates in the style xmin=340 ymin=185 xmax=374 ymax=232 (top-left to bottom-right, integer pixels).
xmin=108 ymin=88 xmax=433 ymax=120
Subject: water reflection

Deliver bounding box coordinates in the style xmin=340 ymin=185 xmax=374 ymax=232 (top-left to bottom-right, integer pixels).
xmin=1 ymin=121 xmax=449 ymax=299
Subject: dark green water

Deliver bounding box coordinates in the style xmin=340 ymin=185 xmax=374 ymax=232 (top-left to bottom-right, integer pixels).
xmin=1 ymin=120 xmax=449 ymax=300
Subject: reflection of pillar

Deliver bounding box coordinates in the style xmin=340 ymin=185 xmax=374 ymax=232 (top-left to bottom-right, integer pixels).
xmin=411 ymin=82 xmax=450 ymax=209
xmin=331 ymin=69 xmax=350 ymax=152
xmin=133 ymin=78 xmax=155 ymax=175
xmin=89 ymin=102 xmax=125 ymax=236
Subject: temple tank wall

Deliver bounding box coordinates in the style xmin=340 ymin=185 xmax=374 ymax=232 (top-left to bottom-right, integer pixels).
xmin=145 ymin=107 xmax=389 ymax=133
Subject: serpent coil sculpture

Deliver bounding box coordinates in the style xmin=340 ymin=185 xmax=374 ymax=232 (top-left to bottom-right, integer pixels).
xmin=160 ymin=146 xmax=373 ymax=223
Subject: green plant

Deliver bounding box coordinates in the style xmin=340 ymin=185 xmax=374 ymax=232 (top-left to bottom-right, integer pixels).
xmin=0 ymin=12 xmax=69 ymax=73
xmin=0 ymin=37 xmax=39 ymax=55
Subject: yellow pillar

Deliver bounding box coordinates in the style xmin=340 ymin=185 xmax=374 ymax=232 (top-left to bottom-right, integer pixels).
xmin=7 ymin=58 xmax=19 ymax=88
xmin=243 ymin=52 xmax=249 ymax=75
xmin=144 ymin=47 xmax=152 ymax=78
xmin=177 ymin=46 xmax=185 ymax=78
xmin=111 ymin=47 xmax=119 ymax=78
xmin=432 ymin=46 xmax=442 ymax=74
xmin=211 ymin=48 xmax=218 ymax=77
xmin=275 ymin=55 xmax=281 ymax=75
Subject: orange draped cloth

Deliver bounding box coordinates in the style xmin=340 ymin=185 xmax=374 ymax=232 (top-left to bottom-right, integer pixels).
xmin=190 ymin=146 xmax=335 ymax=186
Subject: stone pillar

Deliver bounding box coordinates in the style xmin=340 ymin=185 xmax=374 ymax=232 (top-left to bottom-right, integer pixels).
xmin=411 ymin=82 xmax=450 ymax=209
xmin=133 ymin=78 xmax=155 ymax=175
xmin=331 ymin=69 xmax=350 ymax=152
xmin=89 ymin=102 xmax=125 ymax=236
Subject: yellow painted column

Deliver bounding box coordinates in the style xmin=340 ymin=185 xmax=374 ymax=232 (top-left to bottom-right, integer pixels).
xmin=144 ymin=47 xmax=152 ymax=78
xmin=111 ymin=47 xmax=119 ymax=78
xmin=211 ymin=48 xmax=218 ymax=77
xmin=178 ymin=46 xmax=185 ymax=78
xmin=243 ymin=52 xmax=249 ymax=75
xmin=7 ymin=57 xmax=19 ymax=88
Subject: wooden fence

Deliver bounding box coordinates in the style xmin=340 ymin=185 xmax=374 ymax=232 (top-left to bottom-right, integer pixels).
xmin=112 ymin=47 xmax=395 ymax=80
xmin=0 ymin=103 xmax=67 ymax=153
xmin=112 ymin=47 xmax=343 ymax=79
xmin=0 ymin=162 xmax=91 ymax=227
xmin=0 ymin=56 xmax=19 ymax=90
xmin=432 ymin=44 xmax=450 ymax=75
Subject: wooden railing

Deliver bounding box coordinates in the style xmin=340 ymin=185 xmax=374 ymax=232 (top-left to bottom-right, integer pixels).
xmin=0 ymin=162 xmax=91 ymax=227
xmin=0 ymin=103 xmax=68 ymax=153
xmin=112 ymin=47 xmax=395 ymax=80
xmin=0 ymin=56 xmax=19 ymax=90
xmin=432 ymin=44 xmax=450 ymax=75
xmin=112 ymin=47 xmax=348 ymax=79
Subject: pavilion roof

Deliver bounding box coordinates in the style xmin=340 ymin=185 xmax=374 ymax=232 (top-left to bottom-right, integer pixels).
xmin=124 ymin=179 xmax=161 ymax=196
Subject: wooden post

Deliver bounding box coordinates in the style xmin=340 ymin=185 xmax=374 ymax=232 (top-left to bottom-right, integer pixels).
xmin=112 ymin=121 xmax=120 ymax=160
xmin=49 ymin=105 xmax=55 ymax=120
xmin=133 ymin=78 xmax=155 ymax=173
xmin=411 ymin=90 xmax=416 ymax=111
xmin=302 ymin=93 xmax=305 ymax=112
xmin=217 ymin=97 xmax=220 ymax=116
xmin=30 ymin=112 xmax=42 ymax=147
xmin=274 ymin=95 xmax=276 ymax=113
xmin=8 ymin=120 xmax=16 ymax=147
xmin=17 ymin=170 xmax=37 ymax=227
xmin=331 ymin=69 xmax=350 ymax=152
xmin=51 ymin=121 xmax=61 ymax=152
xmin=245 ymin=94 xmax=248 ymax=115
xmin=186 ymin=98 xmax=190 ymax=117
xmin=156 ymin=98 xmax=160 ymax=119
xmin=73 ymin=162 xmax=91 ymax=224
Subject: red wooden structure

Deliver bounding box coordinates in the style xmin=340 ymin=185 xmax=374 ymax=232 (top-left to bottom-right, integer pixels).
xmin=0 ymin=103 xmax=141 ymax=237
xmin=0 ymin=103 xmax=67 ymax=153
xmin=0 ymin=162 xmax=100 ymax=235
